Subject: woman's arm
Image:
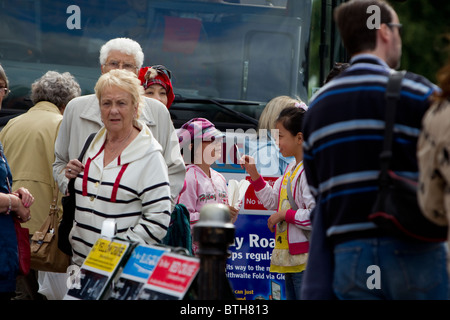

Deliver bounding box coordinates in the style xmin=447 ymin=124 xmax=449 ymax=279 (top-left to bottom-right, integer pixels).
xmin=2 ymin=190 xmax=32 ymax=222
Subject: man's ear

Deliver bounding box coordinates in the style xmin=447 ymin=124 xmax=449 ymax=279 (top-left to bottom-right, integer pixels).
xmin=378 ymin=23 xmax=391 ymax=43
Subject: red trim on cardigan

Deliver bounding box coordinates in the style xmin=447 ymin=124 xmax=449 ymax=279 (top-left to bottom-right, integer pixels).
xmin=111 ymin=163 xmax=129 ymax=202
xmin=82 ymin=143 xmax=105 ymax=196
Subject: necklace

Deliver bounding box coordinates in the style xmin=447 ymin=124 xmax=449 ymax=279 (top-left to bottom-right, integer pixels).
xmin=105 ymin=127 xmax=134 ymax=161
xmin=107 ymin=127 xmax=134 ymax=144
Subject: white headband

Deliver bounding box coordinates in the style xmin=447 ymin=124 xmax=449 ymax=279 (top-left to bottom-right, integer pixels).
xmin=295 ymin=101 xmax=308 ymax=111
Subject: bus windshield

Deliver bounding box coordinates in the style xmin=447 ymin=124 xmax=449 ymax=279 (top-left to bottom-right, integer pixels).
xmin=0 ymin=0 xmax=324 ymax=130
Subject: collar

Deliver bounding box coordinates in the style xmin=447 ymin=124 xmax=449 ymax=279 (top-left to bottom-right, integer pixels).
xmin=283 ymin=161 xmax=303 ymax=181
xmin=186 ymin=164 xmax=213 ymax=179
xmin=86 ymin=119 xmax=160 ymax=166
xmin=79 ymin=94 xmax=103 ymax=126
xmin=139 ymin=97 xmax=157 ymax=126
xmin=29 ymin=101 xmax=62 ymax=114
xmin=350 ymin=54 xmax=391 ymax=70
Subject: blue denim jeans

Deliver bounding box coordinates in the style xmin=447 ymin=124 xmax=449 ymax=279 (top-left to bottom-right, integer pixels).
xmin=285 ymin=271 xmax=304 ymax=300
xmin=333 ymin=237 xmax=449 ymax=300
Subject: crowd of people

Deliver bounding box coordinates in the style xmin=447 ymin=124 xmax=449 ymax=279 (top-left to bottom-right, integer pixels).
xmin=0 ymin=0 xmax=450 ymax=301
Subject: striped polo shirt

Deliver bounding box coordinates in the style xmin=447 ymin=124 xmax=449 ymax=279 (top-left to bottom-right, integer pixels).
xmin=302 ymin=54 xmax=439 ymax=242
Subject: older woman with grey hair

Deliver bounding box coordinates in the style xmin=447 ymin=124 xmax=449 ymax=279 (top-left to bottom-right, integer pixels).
xmin=30 ymin=71 xmax=81 ymax=114
xmin=1 ymin=70 xmax=81 ymax=234
xmin=0 ymin=70 xmax=80 ymax=299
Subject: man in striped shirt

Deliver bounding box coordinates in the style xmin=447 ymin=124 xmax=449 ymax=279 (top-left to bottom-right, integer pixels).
xmin=302 ymin=0 xmax=448 ymax=299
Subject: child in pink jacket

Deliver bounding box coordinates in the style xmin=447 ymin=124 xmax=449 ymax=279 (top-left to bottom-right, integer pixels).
xmin=177 ymin=118 xmax=238 ymax=253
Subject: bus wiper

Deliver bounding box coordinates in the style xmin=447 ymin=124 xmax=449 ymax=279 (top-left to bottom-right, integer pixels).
xmin=173 ymin=95 xmax=259 ymax=126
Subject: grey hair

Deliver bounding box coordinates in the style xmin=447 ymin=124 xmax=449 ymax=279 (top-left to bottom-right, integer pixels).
xmin=31 ymin=71 xmax=81 ymax=108
xmin=99 ymin=38 xmax=144 ymax=68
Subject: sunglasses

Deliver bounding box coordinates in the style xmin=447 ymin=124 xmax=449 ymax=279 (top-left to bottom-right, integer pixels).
xmin=151 ymin=65 xmax=172 ymax=80
xmin=387 ymin=23 xmax=403 ymax=35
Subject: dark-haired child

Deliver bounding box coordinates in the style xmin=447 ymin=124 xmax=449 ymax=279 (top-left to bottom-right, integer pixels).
xmin=241 ymin=105 xmax=315 ymax=300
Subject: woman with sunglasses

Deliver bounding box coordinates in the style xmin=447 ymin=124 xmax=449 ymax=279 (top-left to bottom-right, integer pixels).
xmin=0 ymin=64 xmax=35 ymax=300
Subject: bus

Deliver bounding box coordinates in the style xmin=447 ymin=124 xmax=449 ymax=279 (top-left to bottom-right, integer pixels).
xmin=0 ymin=0 xmax=347 ymax=128
xmin=0 ymin=0 xmax=347 ymax=300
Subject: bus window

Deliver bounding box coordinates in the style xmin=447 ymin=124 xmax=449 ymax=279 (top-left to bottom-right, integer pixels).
xmin=0 ymin=0 xmax=345 ymax=131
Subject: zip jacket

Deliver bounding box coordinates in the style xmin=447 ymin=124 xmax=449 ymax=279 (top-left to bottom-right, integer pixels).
xmin=251 ymin=160 xmax=315 ymax=255
xmin=177 ymin=164 xmax=228 ymax=227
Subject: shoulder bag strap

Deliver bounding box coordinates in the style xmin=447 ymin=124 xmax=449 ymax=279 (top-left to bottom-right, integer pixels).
xmin=50 ymin=184 xmax=59 ymax=212
xmin=286 ymin=174 xmax=299 ymax=211
xmin=67 ymin=132 xmax=97 ymax=192
xmin=379 ymin=70 xmax=406 ymax=184
xmin=78 ymin=132 xmax=96 ymax=162
xmin=48 ymin=185 xmax=60 ymax=229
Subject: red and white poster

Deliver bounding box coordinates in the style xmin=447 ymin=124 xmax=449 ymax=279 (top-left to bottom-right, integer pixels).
xmin=137 ymin=253 xmax=200 ymax=300
xmin=244 ymin=176 xmax=278 ymax=210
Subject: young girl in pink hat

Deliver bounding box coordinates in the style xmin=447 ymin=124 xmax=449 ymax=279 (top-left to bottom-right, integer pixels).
xmin=177 ymin=117 xmax=238 ymax=254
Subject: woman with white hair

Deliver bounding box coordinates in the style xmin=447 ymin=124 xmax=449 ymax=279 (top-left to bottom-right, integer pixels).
xmin=65 ymin=69 xmax=171 ymax=267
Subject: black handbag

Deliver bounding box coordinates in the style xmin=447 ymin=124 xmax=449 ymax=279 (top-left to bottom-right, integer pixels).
xmin=58 ymin=133 xmax=96 ymax=256
xmin=368 ymin=71 xmax=447 ymax=242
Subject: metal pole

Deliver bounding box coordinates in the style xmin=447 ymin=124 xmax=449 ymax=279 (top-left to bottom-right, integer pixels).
xmin=194 ymin=203 xmax=235 ymax=300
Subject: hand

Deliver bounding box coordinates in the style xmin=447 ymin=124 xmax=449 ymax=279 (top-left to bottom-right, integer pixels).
xmin=241 ymin=155 xmax=260 ymax=181
xmin=65 ymin=159 xmax=85 ymax=179
xmin=10 ymin=193 xmax=31 ymax=223
xmin=267 ymin=210 xmax=286 ymax=232
xmin=13 ymin=187 xmax=34 ymax=208
xmin=228 ymin=205 xmax=239 ymax=223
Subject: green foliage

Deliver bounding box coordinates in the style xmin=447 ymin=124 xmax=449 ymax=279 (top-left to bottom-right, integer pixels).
xmin=392 ymin=0 xmax=450 ymax=83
